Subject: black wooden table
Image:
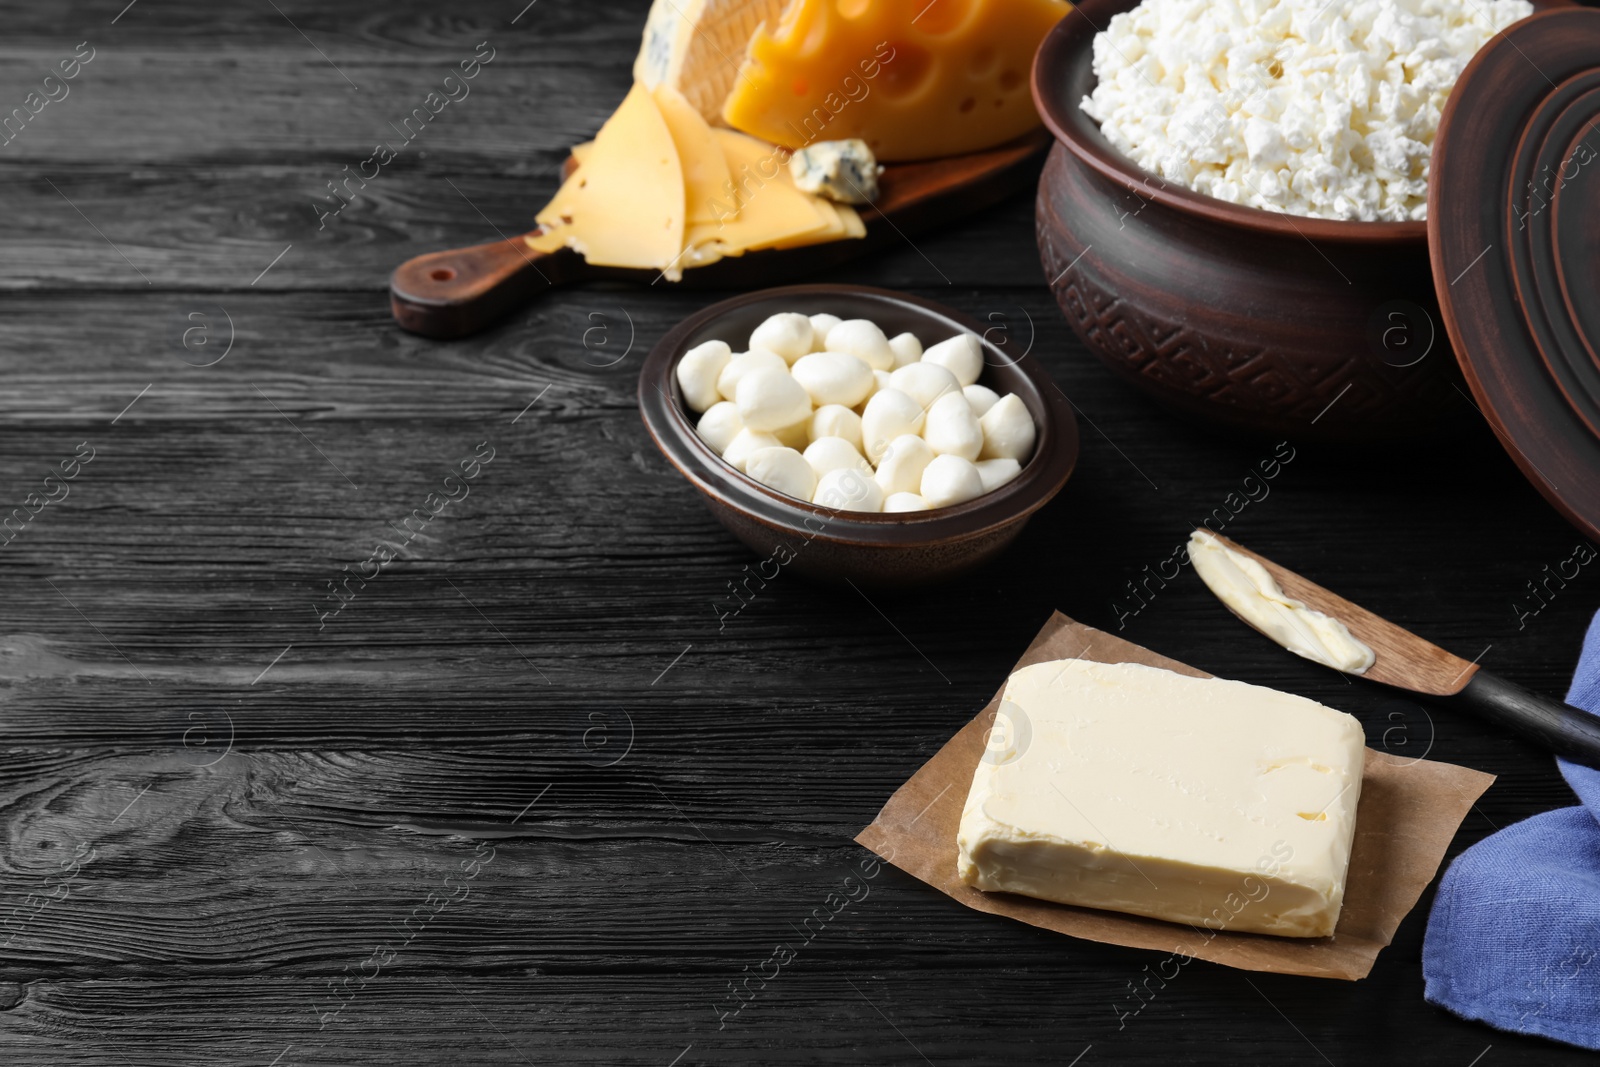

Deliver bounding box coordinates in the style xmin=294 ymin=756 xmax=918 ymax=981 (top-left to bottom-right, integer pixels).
xmin=3 ymin=2 xmax=1596 ymax=1063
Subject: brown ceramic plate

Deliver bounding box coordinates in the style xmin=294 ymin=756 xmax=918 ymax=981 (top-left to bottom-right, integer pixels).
xmin=1431 ymin=6 xmax=1600 ymax=543
xmin=638 ymin=285 xmax=1080 ymax=587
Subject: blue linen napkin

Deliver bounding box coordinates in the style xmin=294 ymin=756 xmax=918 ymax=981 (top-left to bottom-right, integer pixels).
xmin=1423 ymin=610 xmax=1600 ymax=1049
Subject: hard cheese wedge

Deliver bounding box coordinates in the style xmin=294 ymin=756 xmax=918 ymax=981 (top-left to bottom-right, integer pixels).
xmin=957 ymin=659 xmax=1365 ymax=938
xmin=526 ymin=83 xmax=685 ymax=270
xmin=634 ymin=0 xmax=788 ymax=125
xmin=722 ymin=0 xmax=1072 ymax=162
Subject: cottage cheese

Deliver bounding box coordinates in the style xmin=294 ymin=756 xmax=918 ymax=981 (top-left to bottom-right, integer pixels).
xmin=1080 ymin=0 xmax=1533 ymax=221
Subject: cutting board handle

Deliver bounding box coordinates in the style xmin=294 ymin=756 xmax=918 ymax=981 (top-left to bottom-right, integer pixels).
xmin=390 ymin=236 xmax=570 ymax=339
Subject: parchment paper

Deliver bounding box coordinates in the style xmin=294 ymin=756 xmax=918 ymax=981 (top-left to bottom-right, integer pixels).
xmin=855 ymin=612 xmax=1496 ymax=980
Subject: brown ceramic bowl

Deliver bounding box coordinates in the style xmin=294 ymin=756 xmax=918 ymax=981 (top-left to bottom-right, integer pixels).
xmin=1027 ymin=0 xmax=1561 ymax=440
xmin=639 ymin=285 xmax=1080 ymax=587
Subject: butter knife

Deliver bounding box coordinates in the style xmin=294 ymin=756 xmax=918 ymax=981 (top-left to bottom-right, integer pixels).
xmin=1189 ymin=530 xmax=1600 ymax=769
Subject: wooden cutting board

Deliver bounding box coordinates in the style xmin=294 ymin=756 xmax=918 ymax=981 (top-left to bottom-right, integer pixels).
xmin=390 ymin=130 xmax=1050 ymax=339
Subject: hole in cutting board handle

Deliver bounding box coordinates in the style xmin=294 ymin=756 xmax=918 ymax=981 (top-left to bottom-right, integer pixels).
xmin=390 ymin=237 xmax=567 ymax=340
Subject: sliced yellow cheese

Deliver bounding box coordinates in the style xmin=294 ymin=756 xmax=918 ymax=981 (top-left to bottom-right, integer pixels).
xmin=526 ymin=83 xmax=685 ymax=270
xmin=721 ymin=0 xmax=1072 ymax=162
xmin=633 ymin=0 xmax=788 ymax=125
xmin=688 ymin=129 xmax=837 ymax=254
xmin=530 ymin=96 xmax=862 ymax=277
xmin=683 ymin=196 xmax=863 ymax=266
xmin=735 ymin=154 xmax=863 ymax=245
xmin=652 ymin=84 xmax=735 ymax=226
xmin=791 ymin=197 xmax=853 ymax=250
xmin=524 ymin=175 xmax=584 ymax=255
xmin=835 ymin=202 xmax=865 ymax=240
xmin=713 ymin=127 xmax=803 ymax=215
xmin=770 ymin=198 xmax=866 ymax=247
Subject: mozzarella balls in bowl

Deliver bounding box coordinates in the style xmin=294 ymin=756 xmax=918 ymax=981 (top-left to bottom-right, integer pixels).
xmin=676 ymin=311 xmax=1037 ymax=514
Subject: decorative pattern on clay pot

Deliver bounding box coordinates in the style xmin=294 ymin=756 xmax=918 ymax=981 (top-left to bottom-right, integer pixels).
xmin=1034 ymin=146 xmax=1464 ymax=440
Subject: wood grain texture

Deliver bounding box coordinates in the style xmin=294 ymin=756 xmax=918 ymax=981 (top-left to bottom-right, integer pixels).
xmin=5 ymin=969 xmax=1593 ymax=1067
xmin=1 ymin=1 xmax=1598 ymax=1063
xmin=0 ymin=167 xmax=1042 ymax=291
xmin=0 ymin=3 xmax=637 ymax=164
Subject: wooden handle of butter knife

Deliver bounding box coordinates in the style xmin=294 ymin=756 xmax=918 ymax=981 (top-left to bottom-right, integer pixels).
xmin=1445 ymin=670 xmax=1600 ymax=769
xmin=390 ymin=236 xmax=577 ymax=339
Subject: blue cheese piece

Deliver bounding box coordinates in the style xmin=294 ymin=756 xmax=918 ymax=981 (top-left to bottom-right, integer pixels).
xmin=787 ymin=139 xmax=882 ymax=205
xmin=957 ymin=658 xmax=1366 ymax=938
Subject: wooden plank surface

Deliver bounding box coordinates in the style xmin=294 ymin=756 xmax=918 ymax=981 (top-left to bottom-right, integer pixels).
xmin=1 ymin=1 xmax=1597 ymax=1064
xmin=0 ymin=173 xmax=1043 ymax=290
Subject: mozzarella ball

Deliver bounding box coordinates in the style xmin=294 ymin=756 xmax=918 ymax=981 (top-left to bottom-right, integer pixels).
xmin=772 ymin=415 xmax=812 ymax=450
xmin=746 ymin=446 xmax=817 ymax=500
xmin=887 ymin=331 xmax=923 ymax=368
xmin=963 ymin=383 xmax=1001 ymax=418
xmin=722 ymin=429 xmax=783 ymax=472
xmin=813 ymin=467 xmax=884 ymax=512
xmin=810 ymin=405 xmax=863 ymax=451
xmin=677 ymin=340 xmax=731 ymax=413
xmin=922 ymin=333 xmax=984 ymax=387
xmin=884 ymin=492 xmax=931 ymax=513
xmin=808 ymin=313 xmax=843 ymax=350
xmin=736 ymin=366 xmax=812 ymax=431
xmin=920 ymin=454 xmax=985 ymax=508
xmin=749 ymin=313 xmax=813 ymax=364
xmin=979 ymin=394 xmax=1037 ymax=461
xmin=717 ymin=349 xmax=787 ymax=401
xmin=791 ymin=352 xmax=874 ymax=408
xmin=922 ymin=391 xmax=984 ymax=461
xmin=888 ymin=362 xmax=961 ymax=411
xmin=975 ymin=457 xmax=1023 ymax=492
xmin=825 ymin=319 xmax=894 ymax=371
xmin=873 ymin=434 xmax=934 ymax=496
xmin=860 ymin=388 xmax=927 ymax=464
xmin=696 ymin=401 xmax=744 ymax=454
xmin=803 ymin=436 xmax=873 ymax=479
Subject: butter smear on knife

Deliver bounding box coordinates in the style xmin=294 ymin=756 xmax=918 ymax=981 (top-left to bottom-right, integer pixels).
xmin=1189 ymin=531 xmax=1375 ymax=674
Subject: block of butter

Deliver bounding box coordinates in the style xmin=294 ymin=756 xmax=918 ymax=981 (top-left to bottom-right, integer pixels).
xmin=957 ymin=659 xmax=1366 ymax=938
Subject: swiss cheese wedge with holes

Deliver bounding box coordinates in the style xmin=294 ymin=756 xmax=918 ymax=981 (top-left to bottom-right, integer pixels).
xmin=721 ymin=0 xmax=1072 ymax=162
